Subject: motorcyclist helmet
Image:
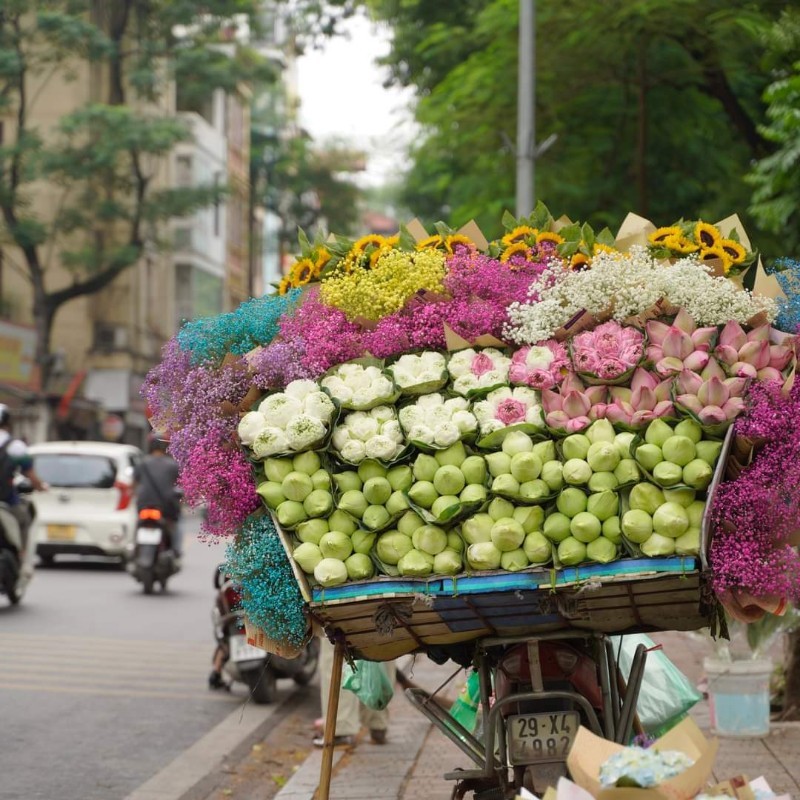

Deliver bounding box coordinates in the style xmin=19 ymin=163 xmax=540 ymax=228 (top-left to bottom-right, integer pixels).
xmin=147 ymin=433 xmax=170 ymax=453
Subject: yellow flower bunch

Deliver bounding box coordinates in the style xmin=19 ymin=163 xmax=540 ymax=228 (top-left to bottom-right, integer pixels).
xmin=278 ymin=247 xmax=332 ymax=295
xmin=320 ymin=248 xmax=447 ymax=321
xmin=648 ymin=221 xmax=750 ymax=275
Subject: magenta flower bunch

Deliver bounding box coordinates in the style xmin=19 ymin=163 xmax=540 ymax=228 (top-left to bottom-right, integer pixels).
xmin=571 ymin=321 xmax=644 ymax=382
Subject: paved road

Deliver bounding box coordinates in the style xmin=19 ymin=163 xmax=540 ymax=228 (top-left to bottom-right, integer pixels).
xmin=0 ymin=512 xmax=262 ymax=800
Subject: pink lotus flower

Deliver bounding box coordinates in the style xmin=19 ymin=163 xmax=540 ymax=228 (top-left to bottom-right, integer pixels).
xmin=646 ymin=309 xmax=716 ymax=377
xmin=571 ymin=321 xmax=644 ymax=381
xmin=509 ymin=340 xmax=569 ymax=390
xmin=495 ymin=398 xmax=528 ymax=425
xmin=542 ymin=373 xmax=607 ymax=434
xmin=471 ymin=352 xmax=496 ymax=377
xmin=715 ymin=322 xmax=794 ymax=382
xmin=605 ymin=368 xmax=675 ymax=428
xmin=674 ymin=363 xmax=749 ymax=426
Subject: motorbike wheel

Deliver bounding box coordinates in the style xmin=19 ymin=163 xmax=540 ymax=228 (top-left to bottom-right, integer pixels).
xmin=142 ymin=571 xmax=155 ymax=595
xmin=7 ymin=585 xmax=21 ymax=605
xmin=293 ymin=637 xmax=320 ymax=686
xmin=245 ymin=666 xmax=277 ymax=704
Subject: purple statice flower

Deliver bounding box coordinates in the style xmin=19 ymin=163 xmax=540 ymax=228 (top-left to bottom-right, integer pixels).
xmin=445 ymin=250 xmax=545 ymax=307
xmin=362 ymin=300 xmax=449 ymax=357
xmin=444 ymin=297 xmax=509 ymax=343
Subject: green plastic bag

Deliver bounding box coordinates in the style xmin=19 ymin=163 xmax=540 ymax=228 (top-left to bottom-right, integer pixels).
xmin=611 ymin=634 xmax=703 ymax=737
xmin=342 ymin=660 xmax=394 ymax=711
xmin=449 ymin=670 xmax=481 ymax=732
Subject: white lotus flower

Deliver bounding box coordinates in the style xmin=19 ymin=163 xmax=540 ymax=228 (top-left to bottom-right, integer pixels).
xmin=444 ymin=397 xmax=470 ymax=413
xmin=284 ymin=379 xmax=320 ymax=401
xmin=448 ymin=348 xmax=511 ymax=396
xmin=258 ymin=393 xmax=303 ymax=428
xmin=303 ymin=391 xmax=335 ymax=422
xmin=331 ymin=427 xmax=351 ymax=451
xmin=237 ymin=411 xmax=268 ymax=446
xmin=390 ymin=352 xmax=446 ymax=388
xmin=348 ymin=415 xmax=380 ymax=442
xmin=453 ymin=374 xmax=480 ymax=395
xmin=398 ymin=406 xmax=423 ymax=429
xmin=472 ymin=386 xmax=543 ymax=435
xmin=434 ymin=422 xmax=461 ymax=447
xmin=381 ymin=420 xmax=404 ymax=444
xmin=525 ymin=346 xmax=556 ymax=370
xmin=252 ymin=427 xmax=289 ymax=458
xmin=340 ymin=439 xmax=366 ymax=463
xmin=285 ymin=414 xmax=326 ymax=451
xmin=452 ymin=410 xmax=478 ymax=434
xmin=417 ymin=393 xmax=445 ymax=409
xmin=370 ymin=405 xmax=395 ymax=423
xmin=365 ymin=435 xmax=399 ymax=461
xmin=408 ymin=425 xmax=435 ymax=445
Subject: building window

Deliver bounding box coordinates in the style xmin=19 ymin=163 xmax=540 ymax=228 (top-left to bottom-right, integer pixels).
xmin=176 ymin=154 xmax=193 ymax=188
xmin=175 ymin=263 xmax=193 ymax=328
xmin=213 ymin=171 xmax=222 ymax=236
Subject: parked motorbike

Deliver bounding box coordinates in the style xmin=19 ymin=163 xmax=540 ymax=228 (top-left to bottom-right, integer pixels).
xmin=127 ymin=507 xmax=181 ymax=594
xmin=212 ymin=568 xmax=320 ymax=703
xmin=0 ymin=479 xmax=36 ymax=605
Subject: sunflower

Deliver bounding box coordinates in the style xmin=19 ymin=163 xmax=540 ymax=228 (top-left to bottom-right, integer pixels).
xmin=699 ymin=245 xmax=733 ymax=274
xmin=352 ymin=234 xmax=387 ymax=254
xmin=291 ymin=258 xmax=316 ymax=285
xmin=569 ymin=253 xmax=591 ymax=271
xmin=694 ymin=221 xmax=721 ymax=249
xmin=536 ymin=231 xmax=564 ymax=246
xmin=315 ymin=247 xmax=332 ymax=269
xmin=384 ymin=234 xmax=400 ymax=247
xmin=501 ymin=225 xmax=538 ymax=247
xmin=444 ymin=234 xmax=473 ymax=253
xmin=718 ymin=238 xmax=747 ymax=265
xmin=369 ymin=244 xmax=393 ymax=267
xmin=663 ymin=234 xmax=699 ymax=255
xmin=416 ymin=234 xmax=445 ymax=251
xmin=500 ymin=242 xmax=532 ymax=264
xmin=277 ymin=276 xmax=291 ymax=296
xmin=649 ymin=226 xmax=682 ymax=246
xmin=592 ymin=242 xmax=617 ymax=256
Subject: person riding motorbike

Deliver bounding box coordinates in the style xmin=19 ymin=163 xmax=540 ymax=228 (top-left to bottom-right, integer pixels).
xmin=133 ymin=436 xmax=182 ymax=564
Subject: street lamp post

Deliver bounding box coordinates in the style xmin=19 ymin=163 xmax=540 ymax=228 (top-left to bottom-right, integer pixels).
xmin=516 ymin=0 xmax=535 ymax=217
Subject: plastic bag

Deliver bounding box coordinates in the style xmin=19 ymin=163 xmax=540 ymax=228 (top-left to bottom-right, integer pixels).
xmin=449 ymin=670 xmax=481 ymax=732
xmin=342 ymin=659 xmax=394 ymax=711
xmin=611 ymin=634 xmax=702 ymax=737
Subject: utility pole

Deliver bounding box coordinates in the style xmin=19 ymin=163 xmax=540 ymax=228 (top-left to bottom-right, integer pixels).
xmin=516 ymin=0 xmax=535 ymax=217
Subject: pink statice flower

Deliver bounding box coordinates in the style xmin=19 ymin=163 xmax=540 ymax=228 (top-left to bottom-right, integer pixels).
xmin=509 ymin=340 xmax=569 ymax=390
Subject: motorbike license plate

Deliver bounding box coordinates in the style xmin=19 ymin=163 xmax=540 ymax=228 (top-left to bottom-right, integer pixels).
xmin=230 ymin=634 xmax=265 ymax=663
xmin=135 ymin=527 xmax=162 ymax=545
xmin=47 ymin=525 xmax=76 ymax=541
xmin=507 ymin=711 xmax=580 ymax=765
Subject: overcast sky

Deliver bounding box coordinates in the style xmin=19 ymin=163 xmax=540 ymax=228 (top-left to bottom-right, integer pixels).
xmin=295 ymin=14 xmax=417 ymax=186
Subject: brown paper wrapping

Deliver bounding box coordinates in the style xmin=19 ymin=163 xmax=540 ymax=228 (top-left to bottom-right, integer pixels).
xmin=553 ymin=308 xmax=613 ymax=343
xmin=443 ymin=323 xmax=506 ymax=352
xmin=244 ymin=617 xmax=307 ymax=659
xmin=457 ymin=219 xmax=489 ymax=251
xmin=614 ymin=212 xmax=657 ymax=252
xmin=552 ymin=214 xmax=574 ymax=233
xmin=708 ymin=777 xmax=755 ymax=800
xmin=405 ymin=218 xmax=429 ymax=243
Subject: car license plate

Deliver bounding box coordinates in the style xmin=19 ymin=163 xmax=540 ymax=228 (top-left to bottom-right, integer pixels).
xmin=135 ymin=527 xmax=162 ymax=545
xmin=47 ymin=525 xmax=76 ymax=541
xmin=507 ymin=711 xmax=580 ymax=765
xmin=230 ymin=634 xmax=265 ymax=663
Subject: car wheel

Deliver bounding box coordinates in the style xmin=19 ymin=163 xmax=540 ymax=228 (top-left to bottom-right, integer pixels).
xmin=39 ymin=554 xmax=55 ymax=568
xmin=142 ymin=572 xmax=155 ymax=595
xmin=245 ymin=667 xmax=277 ymax=704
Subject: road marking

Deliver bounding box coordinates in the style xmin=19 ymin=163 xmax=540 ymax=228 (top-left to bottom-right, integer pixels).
xmin=0 ymin=666 xmax=209 ymax=686
xmin=0 ymin=681 xmax=237 ymax=701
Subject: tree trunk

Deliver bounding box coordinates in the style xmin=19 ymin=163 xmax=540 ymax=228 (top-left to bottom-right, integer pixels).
xmin=32 ymin=278 xmax=55 ymax=392
xmin=781 ymin=629 xmax=800 ymax=720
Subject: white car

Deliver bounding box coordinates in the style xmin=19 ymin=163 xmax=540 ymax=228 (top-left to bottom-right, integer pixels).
xmin=28 ymin=441 xmax=143 ymax=564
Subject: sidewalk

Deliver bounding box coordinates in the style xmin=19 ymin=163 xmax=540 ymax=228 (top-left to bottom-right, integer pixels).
xmin=273 ymin=632 xmax=800 ymax=800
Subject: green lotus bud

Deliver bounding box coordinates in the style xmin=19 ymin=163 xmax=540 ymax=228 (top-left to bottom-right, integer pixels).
xmin=311 ymin=469 xmax=331 ymax=491
xmin=296 ymin=518 xmax=330 ymax=545
xmin=435 ymin=441 xmax=467 ymax=467
xmin=682 ymin=459 xmax=713 ymax=490
xmin=622 ymin=509 xmax=653 ymax=543
xmin=358 ymin=459 xmax=387 ymax=482
xmin=376 ymin=531 xmax=413 ymax=565
xmin=587 ymin=441 xmax=620 ymax=473
xmin=434 ymin=548 xmax=463 ymax=575
xmin=303 ymin=489 xmax=334 ymax=518
xmin=629 ymin=483 xmax=665 ymax=515
xmin=614 ymin=459 xmax=640 ymax=485
xmin=636 ymin=443 xmax=664 ymax=472
xmin=319 ymin=531 xmax=353 ymax=560
xmin=462 ymin=513 xmax=494 ymax=544
xmin=662 ymin=435 xmax=696 ymax=467
xmin=532 ymin=440 xmax=557 ymax=463
xmin=653 ymin=461 xmax=683 ymax=487
xmin=510 ymin=451 xmax=543 ymax=482
xmin=696 ymin=440 xmax=723 ymax=467
xmin=645 ymin=419 xmax=673 ymax=447
xmin=662 ymin=487 xmax=696 ymax=508
xmin=461 ymin=455 xmax=487 ymax=486
xmin=351 ymin=529 xmax=376 ymax=554
xmin=338 ymin=489 xmax=368 ymax=519
xmin=488 ymin=497 xmax=515 ymax=521
xmin=557 ymin=537 xmax=587 ymax=566
xmin=293 ymin=450 xmax=322 ymax=476
xmin=674 ymin=419 xmax=703 ymax=444
xmin=345 ymin=552 xmax=374 ymax=580
xmin=519 ymin=479 xmax=551 ymax=502
xmin=570 ymin=512 xmax=602 ymax=543
xmin=386 ymin=490 xmax=410 ymax=516
xmin=485 ymin=452 xmax=512 ymax=477
xmin=460 ymin=484 xmax=487 ymax=504
xmin=641 ymin=532 xmax=676 ymax=557
xmin=408 ymin=480 xmax=438 ymax=509
xmin=467 ymin=542 xmax=502 ymax=570
xmin=328 ymin=509 xmax=358 ymax=535
xmin=434 ymin=465 xmax=466 ymax=496
xmin=282 ymin=471 xmax=314 ymax=502
xmin=587 ymin=536 xmax=618 ymax=564
xmin=602 ymin=516 xmax=622 ymax=543
xmin=587 ymin=491 xmax=618 ymax=522
xmin=541 ymin=461 xmax=564 ymax=491
xmin=586 ymin=419 xmax=616 ymax=444
xmin=412 ymin=524 xmax=448 ymax=555
xmin=588 ymin=472 xmax=619 ymax=493
xmin=314 ymin=557 xmax=348 ymax=587
xmin=614 ymin=432 xmax=636 ymax=460
xmin=387 ymin=465 xmax=413 ymax=492
xmin=431 ymin=495 xmax=461 ymax=520
xmin=398 ymin=549 xmax=433 ymax=576
xmin=513 ymin=505 xmax=544 ymax=533
xmin=491 ymin=518 xmax=526 ymax=552
xmin=447 ymin=530 xmax=464 ymax=553
xmin=419 ymin=549 xmax=435 ymax=567
xmin=687 ymin=500 xmax=706 ymax=528
xmin=333 ymin=471 xmax=362 ymax=493
xmin=397 ymin=510 xmax=425 ymax=536
xmin=413 ymin=454 xmax=439 ymax=482
xmin=362 ymin=476 xmax=392 ymax=506
xmin=563 ymin=459 xmax=592 ymax=486
xmin=653 ymin=501 xmax=689 ymax=538
xmin=523 ymin=530 xmax=552 ymax=564
xmin=264 ymin=457 xmax=294 ymax=483
xmin=501 ymin=548 xmax=529 ymax=572
xmin=363 ymin=504 xmax=392 ymax=531
xmin=557 ymin=487 xmax=588 ymax=518
xmin=293 ymin=542 xmax=323 ymax=574
xmin=675 ymin=527 xmax=701 ymax=556
xmin=501 ymin=430 xmax=534 ymax=455
xmin=276 ymin=500 xmax=308 ymax=527
xmin=543 ymin=512 xmax=572 ymax=543
xmin=562 ymin=434 xmax=591 ymax=461
xmin=492 ymin=474 xmax=521 ymax=496
xmin=257 ymin=481 xmax=285 ymax=510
